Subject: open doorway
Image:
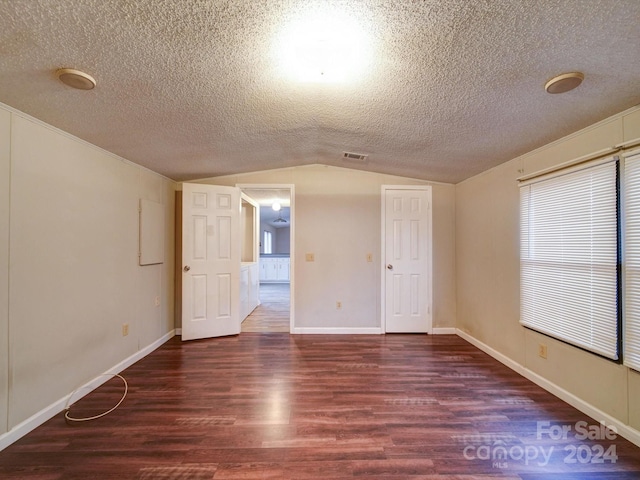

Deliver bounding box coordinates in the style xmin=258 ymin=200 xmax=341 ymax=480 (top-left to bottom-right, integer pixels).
xmin=238 ymin=185 xmax=293 ymax=333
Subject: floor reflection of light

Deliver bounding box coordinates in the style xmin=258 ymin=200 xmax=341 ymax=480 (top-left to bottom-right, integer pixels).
xmin=267 ymin=380 xmax=289 ymax=420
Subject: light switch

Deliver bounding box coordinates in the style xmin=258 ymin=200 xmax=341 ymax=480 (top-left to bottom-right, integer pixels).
xmin=305 ymin=253 xmax=315 ymax=262
xmin=366 ymin=253 xmax=373 ymax=262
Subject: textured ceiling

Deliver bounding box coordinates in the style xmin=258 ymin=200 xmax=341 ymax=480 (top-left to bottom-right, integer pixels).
xmin=1 ymin=1 xmax=639 ymax=184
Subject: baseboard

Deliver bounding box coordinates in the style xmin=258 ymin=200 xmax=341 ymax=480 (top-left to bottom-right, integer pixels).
xmin=291 ymin=327 xmax=454 ymax=335
xmin=432 ymin=327 xmax=456 ymax=334
xmin=175 ymin=328 xmax=182 ymax=335
xmin=456 ymin=329 xmax=640 ymax=449
xmin=0 ymin=329 xmax=176 ymax=451
xmin=292 ymin=327 xmax=383 ymax=334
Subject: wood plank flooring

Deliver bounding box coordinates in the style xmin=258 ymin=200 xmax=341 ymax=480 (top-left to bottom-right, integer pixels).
xmin=242 ymin=283 xmax=290 ymax=333
xmin=1 ymin=333 xmax=640 ymax=479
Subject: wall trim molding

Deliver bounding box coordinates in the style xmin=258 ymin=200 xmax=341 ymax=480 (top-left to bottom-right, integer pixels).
xmin=177 ymin=327 xmax=452 ymax=335
xmin=456 ymin=329 xmax=640 ymax=449
xmin=0 ymin=330 xmax=176 ymax=452
xmin=433 ymin=327 xmax=456 ymax=334
xmin=292 ymin=327 xmax=383 ymax=335
xmin=192 ymin=163 xmax=454 ymax=187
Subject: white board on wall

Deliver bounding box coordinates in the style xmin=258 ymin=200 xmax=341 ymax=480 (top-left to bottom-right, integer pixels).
xmin=139 ymin=198 xmax=164 ymax=265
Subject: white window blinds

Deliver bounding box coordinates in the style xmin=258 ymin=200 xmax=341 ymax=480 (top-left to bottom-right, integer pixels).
xmin=520 ymin=160 xmax=619 ymax=359
xmin=624 ymin=152 xmax=640 ymax=371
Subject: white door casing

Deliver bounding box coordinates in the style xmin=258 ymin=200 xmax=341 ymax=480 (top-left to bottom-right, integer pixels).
xmin=237 ymin=183 xmax=295 ymax=333
xmin=382 ymin=186 xmax=432 ymax=333
xmin=182 ymin=183 xmax=241 ymax=341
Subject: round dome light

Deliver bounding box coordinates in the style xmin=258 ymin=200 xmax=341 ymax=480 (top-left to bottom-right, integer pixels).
xmin=56 ymin=68 xmax=96 ymax=90
xmin=545 ymin=72 xmax=584 ymax=94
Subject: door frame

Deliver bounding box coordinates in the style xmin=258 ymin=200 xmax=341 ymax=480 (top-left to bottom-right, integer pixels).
xmin=380 ymin=185 xmax=433 ymax=334
xmin=237 ymin=183 xmax=295 ymax=333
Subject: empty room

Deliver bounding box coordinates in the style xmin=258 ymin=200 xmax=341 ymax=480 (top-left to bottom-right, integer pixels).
xmin=1 ymin=1 xmax=640 ymax=478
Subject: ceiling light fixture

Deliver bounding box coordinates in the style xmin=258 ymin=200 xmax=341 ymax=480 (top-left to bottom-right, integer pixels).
xmin=56 ymin=68 xmax=96 ymax=90
xmin=272 ymin=202 xmax=281 ymax=211
xmin=276 ymin=8 xmax=372 ymax=83
xmin=545 ymin=72 xmax=584 ymax=94
xmin=273 ymin=211 xmax=287 ymax=224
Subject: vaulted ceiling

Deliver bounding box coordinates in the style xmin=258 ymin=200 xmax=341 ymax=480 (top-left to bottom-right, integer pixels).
xmin=1 ymin=1 xmax=639 ymax=183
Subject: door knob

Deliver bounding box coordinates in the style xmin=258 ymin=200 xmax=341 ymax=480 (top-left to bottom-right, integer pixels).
xmin=387 ymin=264 xmax=393 ymax=270
xmin=183 ymin=265 xmax=191 ymax=272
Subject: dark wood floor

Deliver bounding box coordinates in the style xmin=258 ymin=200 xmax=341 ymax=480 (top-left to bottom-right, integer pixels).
xmin=1 ymin=333 xmax=640 ymax=479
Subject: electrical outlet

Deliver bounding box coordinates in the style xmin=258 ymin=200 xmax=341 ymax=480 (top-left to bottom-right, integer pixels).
xmin=538 ymin=344 xmax=547 ymax=359
xmin=122 ymin=323 xmax=129 ymax=336
xmin=155 ymin=296 xmax=160 ymax=306
xmin=336 ymin=301 xmax=342 ymax=309
xmin=305 ymin=253 xmax=315 ymax=262
xmin=366 ymin=253 xmax=373 ymax=262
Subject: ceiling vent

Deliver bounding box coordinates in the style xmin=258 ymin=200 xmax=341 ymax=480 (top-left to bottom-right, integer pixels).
xmin=343 ymin=151 xmax=368 ymax=162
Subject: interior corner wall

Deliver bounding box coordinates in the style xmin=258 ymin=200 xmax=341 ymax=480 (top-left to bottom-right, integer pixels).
xmin=0 ymin=108 xmax=11 ymax=435
xmin=456 ymin=106 xmax=640 ymax=438
xmin=0 ymin=104 xmax=176 ymax=438
xmin=192 ymin=164 xmax=457 ymax=331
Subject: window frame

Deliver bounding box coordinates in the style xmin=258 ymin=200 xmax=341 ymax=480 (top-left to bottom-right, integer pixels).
xmin=622 ymin=149 xmax=640 ymax=371
xmin=519 ymin=156 xmax=621 ymax=361
xmin=263 ymin=230 xmax=272 ymax=255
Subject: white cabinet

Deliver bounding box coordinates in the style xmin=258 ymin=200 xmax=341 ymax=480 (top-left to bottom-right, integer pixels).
xmin=259 ymin=257 xmax=274 ymax=281
xmin=240 ymin=262 xmax=260 ymax=321
xmin=277 ymin=257 xmax=290 ymax=281
xmin=260 ymin=256 xmax=290 ymax=283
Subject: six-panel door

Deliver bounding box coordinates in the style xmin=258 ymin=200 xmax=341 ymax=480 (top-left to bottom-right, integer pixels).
xmin=182 ymin=183 xmax=241 ymax=340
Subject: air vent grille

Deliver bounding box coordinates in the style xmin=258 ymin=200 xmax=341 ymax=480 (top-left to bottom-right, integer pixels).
xmin=343 ymin=151 xmax=368 ymax=162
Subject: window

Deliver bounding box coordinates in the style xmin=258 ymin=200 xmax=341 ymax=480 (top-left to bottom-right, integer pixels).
xmin=263 ymin=230 xmax=272 ymax=255
xmin=624 ymin=151 xmax=640 ymax=371
xmin=520 ymin=159 xmax=619 ymax=360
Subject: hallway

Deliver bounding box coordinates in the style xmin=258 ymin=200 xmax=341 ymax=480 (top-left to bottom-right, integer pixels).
xmin=241 ymin=283 xmax=290 ymax=333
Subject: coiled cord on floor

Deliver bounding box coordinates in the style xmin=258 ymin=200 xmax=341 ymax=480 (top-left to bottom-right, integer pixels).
xmin=64 ymin=373 xmax=128 ymax=423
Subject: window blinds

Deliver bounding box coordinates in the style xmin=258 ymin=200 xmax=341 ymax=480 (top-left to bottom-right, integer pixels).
xmin=624 ymin=152 xmax=640 ymax=371
xmin=520 ymin=160 xmax=619 ymax=359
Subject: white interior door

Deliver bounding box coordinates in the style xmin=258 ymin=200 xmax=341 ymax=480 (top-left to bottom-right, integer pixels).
xmin=182 ymin=183 xmax=241 ymax=341
xmin=383 ymin=186 xmax=432 ymax=333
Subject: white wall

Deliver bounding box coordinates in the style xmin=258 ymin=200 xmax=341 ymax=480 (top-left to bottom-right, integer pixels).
xmin=194 ymin=164 xmax=456 ymax=331
xmin=0 ymin=104 xmax=176 ymax=440
xmin=456 ymin=105 xmax=640 ymax=442
xmin=274 ymin=226 xmax=290 ymax=254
